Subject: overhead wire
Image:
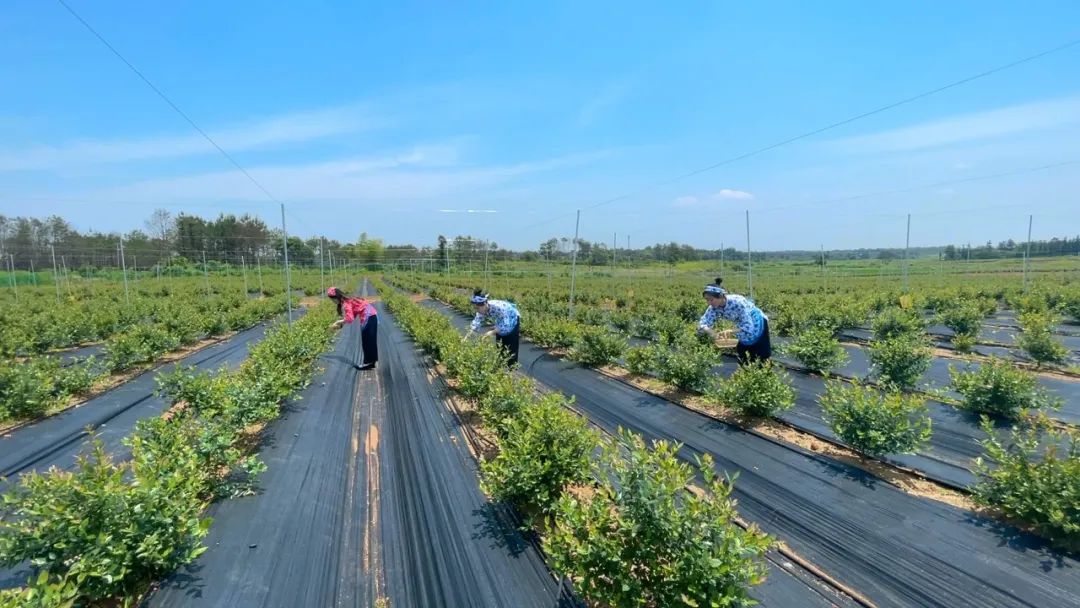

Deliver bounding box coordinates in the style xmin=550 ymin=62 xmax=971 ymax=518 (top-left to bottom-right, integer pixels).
xmin=603 ymin=159 xmax=1079 ymax=249
xmin=46 ymin=2 xmax=1080 ymax=255
xmin=517 ymin=36 xmax=1080 ymax=231
xmin=55 ymin=0 xmax=282 ymax=206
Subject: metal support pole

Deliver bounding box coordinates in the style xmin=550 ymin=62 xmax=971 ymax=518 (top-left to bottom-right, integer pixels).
xmin=50 ymin=244 xmax=61 ymax=303
xmin=483 ymin=239 xmax=490 ymax=291
xmin=821 ymin=244 xmax=826 ymax=291
xmin=29 ymin=258 xmax=37 ymax=286
xmin=132 ymin=255 xmax=138 ymax=287
xmin=319 ymin=237 xmax=325 ymax=293
xmin=61 ymin=256 xmax=71 ymax=297
xmin=119 ymin=237 xmax=130 ymax=305
xmin=242 ymin=256 xmax=249 ymax=295
xmin=202 ymin=251 xmax=210 ymax=296
xmin=1024 ymin=214 xmax=1033 ymax=292
xmin=0 ymin=234 xmax=5 ymax=298
xmin=281 ymin=204 xmax=292 ymax=326
xmin=612 ymin=232 xmax=617 ymax=274
xmin=745 ymin=210 xmax=753 ymax=299
xmin=568 ymin=210 xmax=581 ymax=317
xmin=720 ymin=242 xmax=725 ymax=277
xmin=626 ymin=234 xmax=632 ymax=293
xmin=903 ymin=213 xmax=911 ymax=292
xmin=256 ymin=254 xmax=264 ymax=294
xmin=7 ymin=254 xmax=16 ymax=302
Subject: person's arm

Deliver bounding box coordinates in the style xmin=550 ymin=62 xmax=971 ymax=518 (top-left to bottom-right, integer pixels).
xmin=332 ymin=299 xmax=356 ymax=329
xmin=697 ymin=307 xmax=717 ymax=338
xmin=464 ymin=312 xmax=483 ymax=340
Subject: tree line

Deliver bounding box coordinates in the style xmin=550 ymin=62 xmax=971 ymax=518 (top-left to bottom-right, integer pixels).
xmin=0 ymin=210 xmax=375 ymax=271
xmin=942 ymin=237 xmax=1080 ymax=260
xmin=2 ymin=210 xmax=1076 ymax=272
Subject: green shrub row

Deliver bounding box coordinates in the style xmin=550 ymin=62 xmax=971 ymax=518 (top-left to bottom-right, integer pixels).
xmin=973 ymin=416 xmax=1079 ymax=549
xmin=390 ymin=273 xmax=1078 ymax=550
xmin=0 ymin=277 xmax=300 ymax=358
xmin=0 ymin=301 xmax=336 ymax=605
xmin=0 ymin=357 xmax=101 ymax=423
xmin=377 ymin=279 xmax=771 ymax=607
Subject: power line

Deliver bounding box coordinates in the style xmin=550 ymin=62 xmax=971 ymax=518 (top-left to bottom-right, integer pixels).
xmin=728 ymin=159 xmax=1080 ymax=216
xmin=613 ymin=159 xmax=1080 ymax=245
xmin=4 ymin=197 xmax=275 ymax=209
xmin=55 ymin=0 xmax=282 ymax=205
xmin=519 ymin=35 xmax=1080 ymax=231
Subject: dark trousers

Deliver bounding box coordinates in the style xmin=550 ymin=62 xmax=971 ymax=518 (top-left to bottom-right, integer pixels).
xmin=495 ymin=321 xmax=520 ymax=367
xmin=736 ymin=319 xmax=771 ymax=365
xmin=360 ymin=315 xmax=379 ymax=365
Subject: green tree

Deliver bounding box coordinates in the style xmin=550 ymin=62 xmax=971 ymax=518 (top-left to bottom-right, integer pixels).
xmin=354 ymin=232 xmax=385 ymax=264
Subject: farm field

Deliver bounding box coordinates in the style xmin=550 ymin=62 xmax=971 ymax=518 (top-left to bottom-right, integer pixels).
xmin=377 ymin=264 xmax=1080 ymax=604
xmin=0 ymin=255 xmax=1078 ymax=607
xmin=4 ymin=5 xmax=1080 ymax=604
xmin=1 ymin=258 xmax=1079 ymax=606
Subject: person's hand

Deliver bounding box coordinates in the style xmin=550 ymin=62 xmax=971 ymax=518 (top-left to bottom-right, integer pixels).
xmin=484 ymin=330 xmax=497 ymax=339
xmin=330 ymin=319 xmax=344 ymax=330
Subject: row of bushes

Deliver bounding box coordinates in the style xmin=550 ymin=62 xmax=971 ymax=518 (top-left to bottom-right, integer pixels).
xmin=378 ymin=280 xmax=773 ymax=607
xmin=0 ymin=302 xmax=337 ymax=605
xmin=0 ymin=277 xmax=300 ymax=358
xmin=398 ymin=275 xmax=1079 ymax=548
xmin=0 ymin=356 xmax=99 ymax=423
xmin=421 ymin=271 xmax=1077 ymax=368
xmin=419 ymin=276 xmax=1059 ymax=438
xmin=0 ymin=295 xmax=290 ymax=426
xmin=103 ymin=295 xmax=288 ymax=372
xmin=784 ymin=316 xmax=1062 ymax=418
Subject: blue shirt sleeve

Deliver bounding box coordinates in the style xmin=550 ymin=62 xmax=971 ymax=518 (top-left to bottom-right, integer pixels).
xmin=470 ymin=313 xmax=483 ymax=332
xmin=698 ymin=306 xmax=717 ymax=331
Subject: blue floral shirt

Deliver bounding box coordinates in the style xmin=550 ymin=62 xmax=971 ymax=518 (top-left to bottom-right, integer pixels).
xmin=698 ymin=295 xmax=767 ymax=345
xmin=471 ymin=299 xmax=520 ymax=336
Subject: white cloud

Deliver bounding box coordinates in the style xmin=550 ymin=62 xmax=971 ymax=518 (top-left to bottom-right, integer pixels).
xmin=713 ymin=189 xmax=755 ymax=201
xmin=55 ymin=147 xmax=613 ymax=205
xmin=0 ymin=104 xmax=380 ymax=171
xmin=577 ymin=79 xmax=636 ymax=127
xmin=827 ymin=95 xmax=1080 ymax=154
xmin=673 ymin=189 xmax=754 ymax=207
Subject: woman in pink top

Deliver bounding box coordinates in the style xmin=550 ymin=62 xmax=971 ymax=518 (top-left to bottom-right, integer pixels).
xmin=327 ymin=286 xmax=378 ymax=369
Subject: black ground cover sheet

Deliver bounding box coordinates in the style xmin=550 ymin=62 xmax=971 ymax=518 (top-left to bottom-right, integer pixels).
xmin=0 ymin=317 xmax=292 ymax=589
xmin=426 ymin=298 xmax=1080 ymax=608
xmin=148 ymin=284 xmax=572 ymax=607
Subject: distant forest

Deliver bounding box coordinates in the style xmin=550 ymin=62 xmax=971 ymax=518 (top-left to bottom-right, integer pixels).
xmin=0 ymin=210 xmax=1076 ymax=270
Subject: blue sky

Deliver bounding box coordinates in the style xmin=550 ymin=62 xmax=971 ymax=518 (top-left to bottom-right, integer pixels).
xmin=2 ymin=1 xmax=1079 ymax=251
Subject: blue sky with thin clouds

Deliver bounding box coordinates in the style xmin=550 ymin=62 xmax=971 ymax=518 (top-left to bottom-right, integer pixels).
xmin=2 ymin=1 xmax=1078 ymax=250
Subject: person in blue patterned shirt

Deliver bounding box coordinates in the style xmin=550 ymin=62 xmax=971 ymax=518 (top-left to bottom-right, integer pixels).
xmin=464 ymin=289 xmax=521 ymax=366
xmin=697 ymin=277 xmax=771 ymax=365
